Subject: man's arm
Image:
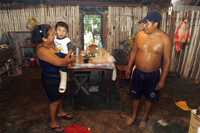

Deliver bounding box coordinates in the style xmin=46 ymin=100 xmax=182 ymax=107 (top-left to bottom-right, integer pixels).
xmin=126 ymin=34 xmax=138 ymax=77
xmin=159 ymin=34 xmax=172 ymax=89
xmin=127 ymin=44 xmax=137 ymax=71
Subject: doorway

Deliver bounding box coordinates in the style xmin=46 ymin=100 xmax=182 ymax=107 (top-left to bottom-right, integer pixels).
xmin=80 ymin=7 xmax=107 ymax=50
xmin=83 ymin=14 xmax=103 ymax=50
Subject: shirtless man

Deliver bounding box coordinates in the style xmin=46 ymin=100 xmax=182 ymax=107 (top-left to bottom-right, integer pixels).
xmin=126 ymin=11 xmax=172 ymax=128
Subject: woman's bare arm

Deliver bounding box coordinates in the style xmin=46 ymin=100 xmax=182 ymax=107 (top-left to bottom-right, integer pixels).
xmin=37 ymin=47 xmax=74 ymax=66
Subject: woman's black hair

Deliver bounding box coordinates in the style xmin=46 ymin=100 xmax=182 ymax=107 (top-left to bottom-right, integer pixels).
xmin=31 ymin=24 xmax=51 ymax=44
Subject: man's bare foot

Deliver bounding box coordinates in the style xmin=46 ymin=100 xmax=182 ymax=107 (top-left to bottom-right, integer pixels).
xmin=126 ymin=116 xmax=136 ymax=126
xmin=139 ymin=120 xmax=147 ymax=129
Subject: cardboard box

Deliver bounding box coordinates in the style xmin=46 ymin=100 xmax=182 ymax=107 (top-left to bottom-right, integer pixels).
xmin=189 ymin=110 xmax=200 ymax=133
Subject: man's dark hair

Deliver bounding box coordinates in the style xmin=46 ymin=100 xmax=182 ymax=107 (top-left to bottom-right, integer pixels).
xmin=55 ymin=21 xmax=69 ymax=32
xmin=31 ymin=24 xmax=51 ymax=44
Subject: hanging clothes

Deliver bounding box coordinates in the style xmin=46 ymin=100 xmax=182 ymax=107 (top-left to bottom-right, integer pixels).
xmin=174 ymin=19 xmax=190 ymax=53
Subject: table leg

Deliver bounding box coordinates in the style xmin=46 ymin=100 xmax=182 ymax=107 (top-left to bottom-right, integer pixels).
xmin=73 ymin=73 xmax=90 ymax=95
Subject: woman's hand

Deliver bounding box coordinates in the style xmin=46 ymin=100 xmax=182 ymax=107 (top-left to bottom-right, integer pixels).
xmin=69 ymin=55 xmax=75 ymax=64
xmin=65 ymin=53 xmax=75 ymax=64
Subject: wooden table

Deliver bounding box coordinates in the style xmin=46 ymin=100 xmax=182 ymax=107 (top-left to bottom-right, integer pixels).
xmin=66 ymin=63 xmax=115 ymax=104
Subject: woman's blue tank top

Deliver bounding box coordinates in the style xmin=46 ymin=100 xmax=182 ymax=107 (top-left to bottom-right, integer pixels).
xmin=39 ymin=59 xmax=60 ymax=76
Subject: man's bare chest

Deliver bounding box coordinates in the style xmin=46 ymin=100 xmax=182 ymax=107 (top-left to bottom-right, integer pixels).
xmin=137 ymin=37 xmax=163 ymax=54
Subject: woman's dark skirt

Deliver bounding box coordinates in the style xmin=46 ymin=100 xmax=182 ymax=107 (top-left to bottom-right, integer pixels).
xmin=41 ymin=74 xmax=63 ymax=103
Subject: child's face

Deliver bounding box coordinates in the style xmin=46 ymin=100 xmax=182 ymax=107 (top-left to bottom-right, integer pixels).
xmin=56 ymin=26 xmax=68 ymax=39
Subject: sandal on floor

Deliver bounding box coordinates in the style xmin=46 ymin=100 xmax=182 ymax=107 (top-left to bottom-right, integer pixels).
xmin=51 ymin=126 xmax=64 ymax=133
xmin=58 ymin=113 xmax=73 ymax=120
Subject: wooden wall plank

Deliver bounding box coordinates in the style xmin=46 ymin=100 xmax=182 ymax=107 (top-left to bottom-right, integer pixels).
xmin=107 ymin=6 xmax=148 ymax=52
xmin=0 ymin=5 xmax=80 ymax=43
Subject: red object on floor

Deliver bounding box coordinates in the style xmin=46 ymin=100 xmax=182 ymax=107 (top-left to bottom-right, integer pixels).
xmin=64 ymin=124 xmax=92 ymax=133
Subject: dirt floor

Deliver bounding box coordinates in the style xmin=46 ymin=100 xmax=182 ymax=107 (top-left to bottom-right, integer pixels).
xmin=0 ymin=67 xmax=199 ymax=133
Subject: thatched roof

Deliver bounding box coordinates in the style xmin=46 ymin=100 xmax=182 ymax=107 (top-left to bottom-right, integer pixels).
xmin=0 ymin=0 xmax=171 ymax=8
xmin=1 ymin=0 xmax=199 ymax=10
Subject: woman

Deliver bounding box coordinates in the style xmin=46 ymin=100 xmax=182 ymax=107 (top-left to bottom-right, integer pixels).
xmin=31 ymin=24 xmax=75 ymax=132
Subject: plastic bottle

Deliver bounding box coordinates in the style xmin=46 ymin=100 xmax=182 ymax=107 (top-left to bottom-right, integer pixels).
xmin=75 ymin=47 xmax=79 ymax=64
